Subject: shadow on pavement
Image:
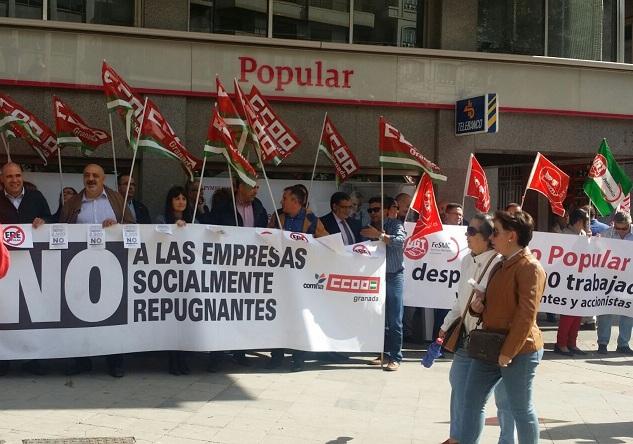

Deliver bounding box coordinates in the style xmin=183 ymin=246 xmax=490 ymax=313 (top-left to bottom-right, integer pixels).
xmin=542 ymin=421 xmax=633 ymax=443
xmin=584 ymin=359 xmax=633 ymax=366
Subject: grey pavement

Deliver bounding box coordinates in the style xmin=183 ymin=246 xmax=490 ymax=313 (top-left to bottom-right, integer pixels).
xmin=0 ymin=326 xmax=632 ymax=444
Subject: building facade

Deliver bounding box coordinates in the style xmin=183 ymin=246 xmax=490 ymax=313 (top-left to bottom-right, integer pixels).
xmin=2 ymin=0 xmax=633 ymax=227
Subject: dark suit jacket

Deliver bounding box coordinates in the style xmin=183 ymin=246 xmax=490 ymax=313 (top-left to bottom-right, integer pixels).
xmin=59 ymin=187 xmax=135 ymax=224
xmin=209 ymin=197 xmax=269 ymax=228
xmin=131 ymin=200 xmax=151 ymax=224
xmin=0 ymin=188 xmax=52 ymax=224
xmin=320 ymin=211 xmax=361 ymax=244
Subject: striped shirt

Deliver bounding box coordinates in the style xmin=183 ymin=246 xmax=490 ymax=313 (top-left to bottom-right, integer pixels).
xmin=384 ymin=217 xmax=406 ymax=274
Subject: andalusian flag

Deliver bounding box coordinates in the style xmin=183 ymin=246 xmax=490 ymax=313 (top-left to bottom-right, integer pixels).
xmin=204 ymin=107 xmax=257 ymax=187
xmin=0 ymin=94 xmax=40 ymax=144
xmin=378 ymin=116 xmax=446 ymax=181
xmin=53 ymin=96 xmax=111 ymax=155
xmin=584 ymin=139 xmax=633 ymax=216
xmin=216 ymin=77 xmax=248 ymax=152
xmin=101 ymin=61 xmax=141 ymax=143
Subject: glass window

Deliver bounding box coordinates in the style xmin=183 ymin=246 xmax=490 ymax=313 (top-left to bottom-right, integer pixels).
xmin=0 ymin=0 xmax=43 ymax=19
xmin=353 ymin=0 xmax=422 ymax=47
xmin=48 ymin=0 xmax=134 ymax=26
xmin=273 ymin=0 xmax=349 ymax=43
xmin=189 ymin=0 xmax=268 ymax=37
xmin=548 ymin=0 xmax=617 ymax=62
xmin=477 ymin=0 xmax=545 ymax=55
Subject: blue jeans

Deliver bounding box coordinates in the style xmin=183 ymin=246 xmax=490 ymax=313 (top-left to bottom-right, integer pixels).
xmin=450 ymin=347 xmax=516 ymax=443
xmin=461 ymin=349 xmax=543 ymax=444
xmin=597 ymin=315 xmax=633 ymax=347
xmin=384 ymin=272 xmax=404 ymax=363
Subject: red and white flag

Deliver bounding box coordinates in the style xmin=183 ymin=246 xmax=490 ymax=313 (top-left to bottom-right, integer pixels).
xmin=216 ymin=77 xmax=248 ymax=151
xmin=463 ymin=153 xmax=491 ymax=213
xmin=525 ymin=152 xmax=570 ymax=217
xmin=318 ymin=115 xmax=360 ymax=183
xmin=248 ymin=85 xmax=301 ymax=159
xmin=617 ymin=194 xmax=631 ymax=214
xmin=409 ymin=173 xmax=443 ymax=241
xmin=233 ymin=79 xmax=282 ymax=165
xmin=102 ymin=61 xmax=144 ymax=142
xmin=53 ymin=96 xmax=111 ymax=155
xmin=0 ymin=93 xmax=58 ymax=163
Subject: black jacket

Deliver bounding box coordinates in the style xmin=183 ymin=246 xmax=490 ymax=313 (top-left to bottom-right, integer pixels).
xmin=320 ymin=211 xmax=361 ymax=244
xmin=0 ymin=189 xmax=52 ymax=224
xmin=131 ymin=200 xmax=151 ymax=224
xmin=209 ymin=197 xmax=269 ymax=228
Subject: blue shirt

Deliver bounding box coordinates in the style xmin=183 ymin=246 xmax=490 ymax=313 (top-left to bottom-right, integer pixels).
xmin=602 ymin=226 xmax=633 ymax=241
xmin=384 ymin=217 xmax=406 ymax=274
xmin=76 ymin=190 xmax=116 ymax=224
xmin=283 ymin=208 xmax=307 ymax=232
xmin=590 ymin=218 xmax=610 ymax=236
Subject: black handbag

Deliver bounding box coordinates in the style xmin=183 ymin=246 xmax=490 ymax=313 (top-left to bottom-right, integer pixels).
xmin=467 ymin=329 xmax=507 ymax=364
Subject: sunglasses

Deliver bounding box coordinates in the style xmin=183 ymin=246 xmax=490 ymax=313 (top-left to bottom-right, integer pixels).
xmin=367 ymin=207 xmax=382 ymax=214
xmin=466 ymin=226 xmax=480 ymax=237
xmin=614 ymin=225 xmax=630 ymax=232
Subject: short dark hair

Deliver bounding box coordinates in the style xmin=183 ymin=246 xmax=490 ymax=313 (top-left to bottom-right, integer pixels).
xmin=368 ymin=196 xmax=395 ymax=209
xmin=613 ymin=211 xmax=632 ymax=225
xmin=330 ymin=192 xmax=351 ymax=209
xmin=569 ymin=208 xmax=589 ymax=226
xmin=117 ymin=173 xmax=129 ymax=186
xmin=445 ymin=203 xmax=463 ymax=213
xmin=288 ymin=185 xmax=307 ymax=207
xmin=505 ymin=202 xmax=521 ymax=211
xmin=395 ymin=192 xmax=410 ymax=201
xmin=494 ymin=210 xmax=535 ymax=247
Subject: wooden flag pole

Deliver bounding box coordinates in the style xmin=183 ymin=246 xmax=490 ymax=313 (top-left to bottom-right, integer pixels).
xmin=108 ymin=113 xmax=118 ymax=189
xmin=307 ymin=113 xmax=327 ymax=208
xmin=1 ymin=133 xmax=11 ymax=162
xmin=121 ymin=97 xmax=148 ymax=223
xmin=192 ymin=155 xmax=207 ymax=224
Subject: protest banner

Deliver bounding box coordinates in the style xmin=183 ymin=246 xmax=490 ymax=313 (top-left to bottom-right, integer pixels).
xmin=403 ymin=223 xmax=633 ymax=317
xmin=0 ymin=225 xmax=385 ymax=360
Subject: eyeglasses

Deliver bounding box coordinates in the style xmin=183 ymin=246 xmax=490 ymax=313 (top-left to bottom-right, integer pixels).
xmin=367 ymin=207 xmax=382 ymax=214
xmin=466 ymin=226 xmax=480 ymax=237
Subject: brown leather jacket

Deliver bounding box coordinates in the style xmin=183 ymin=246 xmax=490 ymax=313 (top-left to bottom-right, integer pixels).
xmin=59 ymin=187 xmax=135 ymax=224
xmin=481 ymin=247 xmax=546 ymax=359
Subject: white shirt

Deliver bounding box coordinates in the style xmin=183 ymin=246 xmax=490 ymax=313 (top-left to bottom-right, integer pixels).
xmin=76 ymin=190 xmax=116 ymax=224
xmin=5 ymin=187 xmax=25 ymax=210
xmin=441 ymin=249 xmax=502 ymax=334
xmin=334 ymin=213 xmax=354 ymax=245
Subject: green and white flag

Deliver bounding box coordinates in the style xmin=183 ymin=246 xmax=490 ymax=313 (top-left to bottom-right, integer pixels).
xmin=583 ymin=139 xmax=633 ymax=216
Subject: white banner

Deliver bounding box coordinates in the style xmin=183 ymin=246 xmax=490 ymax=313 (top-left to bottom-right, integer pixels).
xmin=0 ymin=225 xmax=385 ymax=360
xmin=403 ymin=223 xmax=633 ymax=317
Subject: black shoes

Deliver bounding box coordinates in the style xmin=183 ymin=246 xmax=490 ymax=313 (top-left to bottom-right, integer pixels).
xmin=290 ymin=360 xmax=304 ymax=372
xmin=597 ymin=344 xmax=608 ymax=354
xmin=108 ymin=365 xmax=124 ymax=378
xmin=616 ymin=345 xmax=633 ymax=355
xmin=569 ymin=347 xmax=587 ymax=356
xmin=553 ymin=345 xmax=573 ymax=357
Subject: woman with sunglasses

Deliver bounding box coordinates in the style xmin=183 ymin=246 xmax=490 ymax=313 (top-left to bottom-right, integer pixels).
xmin=439 ymin=214 xmax=515 ymax=444
xmin=461 ymin=210 xmax=546 ymax=444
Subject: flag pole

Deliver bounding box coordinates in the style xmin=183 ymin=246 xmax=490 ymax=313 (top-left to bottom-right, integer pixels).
xmin=192 ymin=155 xmax=207 ymax=224
xmin=1 ymin=133 xmax=11 ymax=162
xmin=226 ymin=163 xmax=239 ymax=226
xmin=403 ymin=176 xmax=418 ymax=224
xmin=108 ymin=113 xmax=118 ymax=189
xmin=462 ymin=153 xmax=473 ymax=209
xmin=121 ymin=97 xmax=148 ymax=223
xmin=307 ymin=112 xmax=327 ymax=208
xmin=380 ymin=166 xmax=384 ymax=230
xmin=521 ymin=152 xmax=540 ymax=209
xmin=56 ymin=147 xmax=64 ymax=193
xmin=255 ymin=147 xmax=282 ymax=230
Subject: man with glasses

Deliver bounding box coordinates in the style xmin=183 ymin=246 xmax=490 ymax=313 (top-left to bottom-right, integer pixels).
xmin=443 ymin=203 xmax=464 ymax=226
xmin=597 ymin=211 xmax=633 ymax=355
xmin=361 ymin=196 xmax=406 ymax=371
xmin=320 ymin=191 xmax=360 ymax=245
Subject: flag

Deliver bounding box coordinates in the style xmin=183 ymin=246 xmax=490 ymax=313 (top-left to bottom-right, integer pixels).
xmin=463 ymin=153 xmax=491 ymax=213
xmin=102 ymin=61 xmax=144 ymax=143
xmin=525 ymin=152 xmax=570 ymax=217
xmin=584 ymin=139 xmax=633 ymax=217
xmin=204 ymin=107 xmax=257 ymax=187
xmin=248 ymin=85 xmax=301 ymax=159
xmin=216 ymin=77 xmax=249 ymax=151
xmin=233 ymin=79 xmax=282 ymax=165
xmin=53 ymin=96 xmax=111 ymax=155
xmin=409 ymin=173 xmax=443 ymax=241
xmin=318 ymin=115 xmax=360 ymax=183
xmin=617 ymin=194 xmax=630 ymax=214
xmin=378 ymin=116 xmax=446 ymax=181
xmin=0 ymin=93 xmax=58 ymax=163
xmin=139 ymin=99 xmax=202 ymax=179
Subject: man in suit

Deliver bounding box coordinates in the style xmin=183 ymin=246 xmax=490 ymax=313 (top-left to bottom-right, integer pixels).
xmin=0 ymin=162 xmax=52 ymax=376
xmin=60 ymin=163 xmax=135 ymax=377
xmin=320 ymin=191 xmax=361 ymax=246
xmin=118 ymin=174 xmax=151 ymax=224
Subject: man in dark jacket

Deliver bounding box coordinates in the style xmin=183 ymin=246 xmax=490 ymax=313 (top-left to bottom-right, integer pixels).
xmin=0 ymin=162 xmax=52 ymax=376
xmin=118 ymin=174 xmax=151 ymax=223
xmin=207 ymin=178 xmax=269 ymax=370
xmin=320 ymin=191 xmax=361 ymax=245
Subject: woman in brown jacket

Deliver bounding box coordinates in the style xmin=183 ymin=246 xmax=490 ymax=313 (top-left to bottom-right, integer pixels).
xmin=461 ymin=211 xmax=546 ymax=444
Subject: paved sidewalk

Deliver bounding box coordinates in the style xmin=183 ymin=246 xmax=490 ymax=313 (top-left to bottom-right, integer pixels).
xmin=0 ymin=327 xmax=632 ymax=444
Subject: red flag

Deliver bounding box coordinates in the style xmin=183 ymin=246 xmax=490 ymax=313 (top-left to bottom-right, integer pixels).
xmin=525 ymin=152 xmax=570 ymax=217
xmin=53 ymin=96 xmax=111 ymax=155
xmin=318 ymin=115 xmax=360 ymax=183
xmin=233 ymin=79 xmax=282 ymax=164
xmin=0 ymin=93 xmax=58 ymax=163
xmin=409 ymin=173 xmax=443 ymax=241
xmin=102 ymin=61 xmax=145 ymax=142
xmin=248 ymin=85 xmax=301 ymax=159
xmin=216 ymin=77 xmax=249 ymax=151
xmin=617 ymin=194 xmax=630 ymax=214
xmin=463 ymin=154 xmax=491 ymax=213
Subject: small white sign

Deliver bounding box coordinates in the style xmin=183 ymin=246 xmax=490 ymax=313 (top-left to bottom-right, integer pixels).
xmin=87 ymin=224 xmax=106 ymax=250
xmin=49 ymin=224 xmax=69 ymax=250
xmin=2 ymin=224 xmax=33 ymax=249
xmin=155 ymin=224 xmax=173 ymax=235
xmin=122 ymin=224 xmax=141 ymax=249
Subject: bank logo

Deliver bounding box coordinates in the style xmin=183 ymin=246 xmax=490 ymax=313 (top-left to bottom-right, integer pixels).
xmin=2 ymin=225 xmax=26 ymax=248
xmin=326 ymin=274 xmax=380 ymax=294
xmin=303 ymin=273 xmax=327 ymax=289
xmin=290 ymin=232 xmax=308 ymax=242
xmin=404 ymin=237 xmax=429 ymax=260
xmin=352 ymin=244 xmax=371 ymax=256
xmin=463 ymin=100 xmax=475 ymax=119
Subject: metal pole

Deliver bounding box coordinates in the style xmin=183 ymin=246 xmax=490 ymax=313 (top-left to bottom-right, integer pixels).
xmin=307 ymin=113 xmax=327 ymax=209
xmin=108 ymin=113 xmax=118 ymax=189
xmin=121 ymin=97 xmax=148 ymax=223
xmin=192 ymin=155 xmax=207 ymax=224
xmin=255 ymin=147 xmax=281 ymax=230
xmin=1 ymin=133 xmax=11 ymax=162
xmin=56 ymin=146 xmax=64 ymax=193
xmin=227 ymin=164 xmax=239 ymax=226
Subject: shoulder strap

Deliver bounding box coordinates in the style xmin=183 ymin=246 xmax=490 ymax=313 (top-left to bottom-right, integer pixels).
xmin=458 ymin=253 xmax=498 ymax=324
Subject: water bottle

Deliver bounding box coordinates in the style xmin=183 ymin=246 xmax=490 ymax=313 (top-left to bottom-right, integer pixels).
xmin=421 ymin=338 xmax=444 ymax=368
